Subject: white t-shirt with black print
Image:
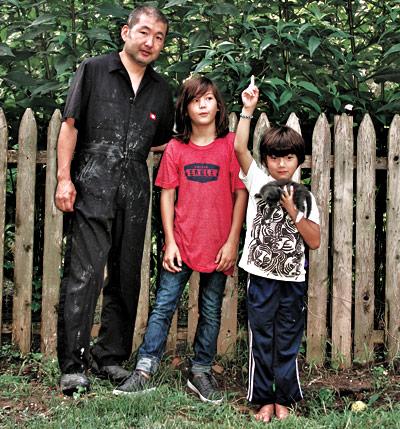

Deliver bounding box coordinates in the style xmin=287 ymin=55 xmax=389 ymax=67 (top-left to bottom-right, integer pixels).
xmin=239 ymin=160 xmax=320 ymax=282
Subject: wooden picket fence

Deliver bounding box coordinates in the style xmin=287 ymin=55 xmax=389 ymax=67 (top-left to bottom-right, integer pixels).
xmin=0 ymin=107 xmax=399 ymax=368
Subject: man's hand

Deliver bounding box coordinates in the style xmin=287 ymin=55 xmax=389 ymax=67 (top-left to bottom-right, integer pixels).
xmin=55 ymin=179 xmax=77 ymax=212
xmin=215 ymin=239 xmax=238 ymax=272
xmin=162 ymin=242 xmax=182 ymax=273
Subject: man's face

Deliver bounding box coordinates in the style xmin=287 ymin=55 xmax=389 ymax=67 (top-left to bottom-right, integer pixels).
xmin=121 ymin=13 xmax=167 ymax=66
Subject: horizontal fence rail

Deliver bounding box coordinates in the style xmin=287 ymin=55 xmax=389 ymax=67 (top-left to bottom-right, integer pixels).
xmin=1 ymin=108 xmax=400 ymax=368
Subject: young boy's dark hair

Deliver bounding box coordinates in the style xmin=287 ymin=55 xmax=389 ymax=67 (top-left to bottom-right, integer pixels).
xmin=175 ymin=76 xmax=229 ymax=143
xmin=259 ymin=126 xmax=305 ymax=166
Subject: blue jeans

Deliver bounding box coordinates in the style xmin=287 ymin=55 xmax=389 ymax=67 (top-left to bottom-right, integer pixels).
xmin=136 ymin=263 xmax=227 ymax=375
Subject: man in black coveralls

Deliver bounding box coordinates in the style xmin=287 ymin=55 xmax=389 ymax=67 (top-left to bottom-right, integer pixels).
xmin=55 ymin=6 xmax=174 ymax=395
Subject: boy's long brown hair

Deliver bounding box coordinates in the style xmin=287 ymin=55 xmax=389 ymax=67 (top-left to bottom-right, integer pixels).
xmin=175 ymin=76 xmax=229 ymax=144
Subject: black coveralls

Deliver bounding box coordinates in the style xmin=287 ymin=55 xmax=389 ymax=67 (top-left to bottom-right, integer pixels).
xmin=57 ymin=52 xmax=174 ymax=373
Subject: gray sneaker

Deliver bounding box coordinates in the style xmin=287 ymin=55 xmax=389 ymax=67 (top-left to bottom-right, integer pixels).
xmin=187 ymin=372 xmax=223 ymax=404
xmin=60 ymin=373 xmax=90 ymax=396
xmin=112 ymin=370 xmax=155 ymax=396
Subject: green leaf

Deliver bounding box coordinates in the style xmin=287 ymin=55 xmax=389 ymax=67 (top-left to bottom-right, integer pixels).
xmin=279 ymin=89 xmax=293 ymax=107
xmin=265 ymin=78 xmax=286 ymax=89
xmin=96 ymin=4 xmax=129 ymax=18
xmin=194 ymin=58 xmax=213 ymax=73
xmin=216 ymin=42 xmax=237 ymax=53
xmin=0 ymin=44 xmax=15 ymax=57
xmin=333 ymin=97 xmax=341 ymax=112
xmin=383 ymin=43 xmax=400 ymax=58
xmin=167 ymin=60 xmax=193 ymax=73
xmin=301 ymin=96 xmax=322 ymax=113
xmin=30 ymin=81 xmax=62 ymax=97
xmin=259 ymin=35 xmax=276 ymax=53
xmin=239 ymin=34 xmax=255 ymax=50
xmin=27 ymin=14 xmax=56 ymax=28
xmin=4 ymin=71 xmax=38 ymax=88
xmin=371 ymin=70 xmax=400 ymax=83
xmin=376 ymin=102 xmax=400 ymax=113
xmin=211 ymin=3 xmax=240 ymax=16
xmin=297 ymin=81 xmax=322 ymax=96
xmin=368 ymin=393 xmax=381 ymax=405
xmin=189 ymin=29 xmax=211 ymax=49
xmin=54 ymin=55 xmax=75 ymax=75
xmin=165 ymin=0 xmax=188 ymax=7
xmin=308 ymin=36 xmax=321 ymax=57
xmin=85 ymin=29 xmax=112 ymax=42
xmin=297 ymin=23 xmax=312 ymax=38
xmin=263 ymin=89 xmax=279 ymax=110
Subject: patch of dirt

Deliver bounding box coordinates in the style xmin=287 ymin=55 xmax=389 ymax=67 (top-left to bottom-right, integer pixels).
xmin=0 ymin=381 xmax=56 ymax=425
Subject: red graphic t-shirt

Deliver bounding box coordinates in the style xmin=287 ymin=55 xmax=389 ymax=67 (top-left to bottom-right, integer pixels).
xmin=155 ymin=132 xmax=245 ymax=275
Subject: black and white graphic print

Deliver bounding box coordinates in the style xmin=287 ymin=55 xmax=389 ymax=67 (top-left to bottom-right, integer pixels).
xmin=247 ymin=198 xmax=303 ymax=277
xmin=184 ymin=163 xmax=220 ymax=183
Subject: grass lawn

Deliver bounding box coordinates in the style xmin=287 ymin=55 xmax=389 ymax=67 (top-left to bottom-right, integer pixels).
xmin=1 ymin=346 xmax=400 ymax=428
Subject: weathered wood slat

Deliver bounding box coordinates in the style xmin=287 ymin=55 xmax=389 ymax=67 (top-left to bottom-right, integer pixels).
xmin=332 ymin=114 xmax=354 ymax=368
xmin=228 ymin=112 xmax=238 ymax=133
xmin=132 ymin=153 xmax=154 ymax=351
xmin=217 ymin=268 xmax=238 ymax=356
xmin=6 ymin=150 xmax=390 ymax=170
xmin=187 ymin=271 xmax=200 ymax=346
xmin=253 ymin=113 xmax=270 ymax=165
xmin=41 ymin=110 xmax=63 ymax=356
xmin=301 ymin=154 xmax=387 ymax=170
xmin=0 ymin=109 xmax=8 ymax=345
xmin=307 ymin=113 xmax=331 ymax=365
xmin=385 ymin=114 xmax=400 ymax=360
xmin=166 ymin=311 xmax=178 ymax=353
xmin=354 ymin=114 xmax=376 ymax=362
xmin=12 ymin=109 xmax=37 ymax=354
xmin=286 ymin=113 xmax=302 ymax=182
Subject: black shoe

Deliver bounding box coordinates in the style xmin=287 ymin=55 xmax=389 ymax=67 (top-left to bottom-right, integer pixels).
xmin=112 ymin=370 xmax=155 ymax=396
xmin=97 ymin=365 xmax=130 ymax=383
xmin=60 ymin=373 xmax=90 ymax=396
xmin=187 ymin=372 xmax=223 ymax=404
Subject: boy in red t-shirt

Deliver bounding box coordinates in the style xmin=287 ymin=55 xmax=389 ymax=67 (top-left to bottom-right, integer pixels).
xmin=114 ymin=76 xmax=247 ymax=403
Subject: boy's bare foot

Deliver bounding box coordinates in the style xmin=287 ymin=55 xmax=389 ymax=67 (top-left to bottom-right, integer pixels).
xmin=255 ymin=404 xmax=274 ymax=422
xmin=275 ymin=403 xmax=290 ymax=420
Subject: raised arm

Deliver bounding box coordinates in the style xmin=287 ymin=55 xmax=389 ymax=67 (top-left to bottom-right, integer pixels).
xmin=234 ymin=76 xmax=259 ymax=175
xmin=55 ymin=118 xmax=78 ymax=212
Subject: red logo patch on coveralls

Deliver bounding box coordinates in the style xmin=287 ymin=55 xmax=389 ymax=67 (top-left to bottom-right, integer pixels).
xmin=149 ymin=112 xmax=157 ymax=121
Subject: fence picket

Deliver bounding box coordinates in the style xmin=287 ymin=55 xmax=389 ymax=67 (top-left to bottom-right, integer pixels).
xmin=307 ymin=113 xmax=331 ymax=365
xmin=12 ymin=109 xmax=37 ymax=354
xmin=217 ymin=268 xmax=238 ymax=356
xmin=385 ymin=114 xmax=400 ymax=360
xmin=354 ymin=114 xmax=376 ymax=362
xmin=253 ymin=113 xmax=270 ymax=165
xmin=41 ymin=110 xmax=63 ymax=356
xmin=286 ymin=113 xmax=302 ymax=185
xmin=132 ymin=153 xmax=154 ymax=351
xmin=332 ymin=114 xmax=353 ymax=368
xmin=0 ymin=109 xmax=7 ymax=345
xmin=187 ymin=271 xmax=200 ymax=346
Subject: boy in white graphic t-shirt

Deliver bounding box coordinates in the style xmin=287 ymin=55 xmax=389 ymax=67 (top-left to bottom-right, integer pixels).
xmin=234 ymin=77 xmax=321 ymax=422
